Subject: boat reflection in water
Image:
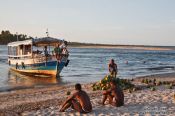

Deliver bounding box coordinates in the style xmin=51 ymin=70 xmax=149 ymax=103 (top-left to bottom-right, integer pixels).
xmin=7 ymin=70 xmax=64 ymax=88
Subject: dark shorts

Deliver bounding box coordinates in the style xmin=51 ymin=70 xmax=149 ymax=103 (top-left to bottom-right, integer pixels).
xmin=71 ymin=99 xmax=90 ymax=113
xmin=108 ymin=94 xmax=123 ymax=107
xmin=110 ymin=99 xmax=124 ymax=107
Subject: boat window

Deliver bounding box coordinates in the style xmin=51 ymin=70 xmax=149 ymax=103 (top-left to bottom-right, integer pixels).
xmin=24 ymin=45 xmax=31 ymax=55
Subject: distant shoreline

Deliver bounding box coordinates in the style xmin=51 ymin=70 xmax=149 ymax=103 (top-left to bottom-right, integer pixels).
xmin=1 ymin=43 xmax=174 ymax=51
xmin=0 ymin=30 xmax=174 ymax=51
xmin=69 ymin=45 xmax=174 ymax=51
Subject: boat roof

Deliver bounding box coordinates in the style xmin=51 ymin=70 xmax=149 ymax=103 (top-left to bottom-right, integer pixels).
xmin=7 ymin=39 xmax=32 ymax=47
xmin=7 ymin=37 xmax=63 ymax=47
xmin=33 ymin=37 xmax=63 ymax=46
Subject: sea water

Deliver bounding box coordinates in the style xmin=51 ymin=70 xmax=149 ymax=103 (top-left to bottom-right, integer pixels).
xmin=0 ymin=45 xmax=175 ymax=90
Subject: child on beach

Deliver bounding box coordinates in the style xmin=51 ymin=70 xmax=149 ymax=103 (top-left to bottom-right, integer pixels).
xmin=101 ymin=80 xmax=124 ymax=107
xmin=59 ymin=83 xmax=92 ymax=113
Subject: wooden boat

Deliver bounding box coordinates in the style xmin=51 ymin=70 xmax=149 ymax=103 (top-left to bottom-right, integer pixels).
xmin=7 ymin=36 xmax=69 ymax=77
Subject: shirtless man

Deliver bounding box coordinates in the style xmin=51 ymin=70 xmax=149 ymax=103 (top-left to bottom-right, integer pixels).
xmin=108 ymin=59 xmax=118 ymax=77
xmin=44 ymin=46 xmax=49 ymax=62
xmin=59 ymin=83 xmax=92 ymax=113
xmin=54 ymin=44 xmax=62 ymax=61
xmin=102 ymin=80 xmax=124 ymax=107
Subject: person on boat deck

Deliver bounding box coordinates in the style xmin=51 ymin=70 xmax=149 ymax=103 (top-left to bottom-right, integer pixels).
xmin=108 ymin=59 xmax=118 ymax=77
xmin=101 ymin=79 xmax=124 ymax=107
xmin=59 ymin=83 xmax=92 ymax=113
xmin=54 ymin=44 xmax=62 ymax=61
xmin=62 ymin=47 xmax=69 ymax=57
xmin=44 ymin=46 xmax=49 ymax=57
xmin=60 ymin=41 xmax=69 ymax=57
xmin=60 ymin=40 xmax=68 ymax=49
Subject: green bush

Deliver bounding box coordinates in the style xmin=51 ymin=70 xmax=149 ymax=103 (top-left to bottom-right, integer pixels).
xmin=92 ymin=75 xmax=134 ymax=91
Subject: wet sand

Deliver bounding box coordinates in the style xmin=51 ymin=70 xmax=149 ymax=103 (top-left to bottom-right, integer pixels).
xmin=0 ymin=73 xmax=175 ymax=116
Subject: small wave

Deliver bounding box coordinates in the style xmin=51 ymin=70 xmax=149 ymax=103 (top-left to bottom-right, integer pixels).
xmin=0 ymin=58 xmax=8 ymax=64
xmin=66 ymin=74 xmax=92 ymax=77
xmin=147 ymin=66 xmax=175 ymax=70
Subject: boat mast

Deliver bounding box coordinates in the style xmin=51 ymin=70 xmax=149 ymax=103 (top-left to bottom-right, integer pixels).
xmin=16 ymin=32 xmax=18 ymax=41
xmin=46 ymin=28 xmax=50 ymax=54
xmin=46 ymin=28 xmax=49 ymax=37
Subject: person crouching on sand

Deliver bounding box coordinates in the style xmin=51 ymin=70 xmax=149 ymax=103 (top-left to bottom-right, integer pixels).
xmin=59 ymin=83 xmax=92 ymax=113
xmin=101 ymin=80 xmax=124 ymax=107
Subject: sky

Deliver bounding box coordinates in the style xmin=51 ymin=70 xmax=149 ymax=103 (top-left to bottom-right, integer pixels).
xmin=0 ymin=0 xmax=175 ymax=46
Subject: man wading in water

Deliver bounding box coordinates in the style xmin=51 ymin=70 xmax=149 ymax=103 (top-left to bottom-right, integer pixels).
xmin=108 ymin=59 xmax=118 ymax=78
xmin=59 ymin=83 xmax=92 ymax=113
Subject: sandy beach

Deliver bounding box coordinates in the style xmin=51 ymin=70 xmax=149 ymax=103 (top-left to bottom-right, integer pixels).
xmin=0 ymin=73 xmax=175 ymax=116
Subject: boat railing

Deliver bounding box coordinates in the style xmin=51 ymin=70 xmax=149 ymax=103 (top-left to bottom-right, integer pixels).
xmin=33 ymin=54 xmax=53 ymax=62
xmin=8 ymin=55 xmax=32 ymax=59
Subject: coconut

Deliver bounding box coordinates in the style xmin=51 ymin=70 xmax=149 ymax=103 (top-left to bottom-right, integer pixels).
xmin=153 ymin=79 xmax=156 ymax=83
xmin=166 ymin=85 xmax=173 ymax=89
xmin=170 ymin=83 xmax=173 ymax=86
xmin=128 ymin=89 xmax=132 ymax=93
xmin=132 ymin=87 xmax=136 ymax=91
xmin=66 ymin=91 xmax=71 ymax=95
xmin=150 ymin=87 xmax=156 ymax=91
xmin=149 ymin=80 xmax=152 ymax=83
xmin=144 ymin=79 xmax=149 ymax=84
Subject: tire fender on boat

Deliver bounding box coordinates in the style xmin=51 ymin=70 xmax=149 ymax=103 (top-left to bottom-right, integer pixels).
xmin=16 ymin=63 xmax=18 ymax=69
xmin=65 ymin=59 xmax=69 ymax=67
xmin=9 ymin=60 xmax=11 ymax=66
xmin=21 ymin=62 xmax=25 ymax=69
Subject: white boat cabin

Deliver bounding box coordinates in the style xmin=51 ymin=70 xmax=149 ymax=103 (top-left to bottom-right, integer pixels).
xmin=7 ymin=37 xmax=67 ymax=65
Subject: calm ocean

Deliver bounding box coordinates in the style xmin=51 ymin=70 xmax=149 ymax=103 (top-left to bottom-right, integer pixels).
xmin=0 ymin=45 xmax=175 ymax=90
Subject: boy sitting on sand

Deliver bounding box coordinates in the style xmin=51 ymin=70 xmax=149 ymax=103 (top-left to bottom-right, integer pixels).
xmin=101 ymin=80 xmax=124 ymax=107
xmin=59 ymin=83 xmax=92 ymax=113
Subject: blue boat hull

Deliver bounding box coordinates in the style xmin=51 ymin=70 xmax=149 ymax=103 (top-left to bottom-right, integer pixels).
xmin=10 ymin=60 xmax=66 ymax=77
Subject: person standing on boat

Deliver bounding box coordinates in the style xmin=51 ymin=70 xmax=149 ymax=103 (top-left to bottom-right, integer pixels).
xmin=54 ymin=44 xmax=62 ymax=61
xmin=108 ymin=59 xmax=118 ymax=78
xmin=44 ymin=46 xmax=49 ymax=62
xmin=60 ymin=41 xmax=69 ymax=57
xmin=62 ymin=47 xmax=69 ymax=57
xmin=44 ymin=46 xmax=48 ymax=56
